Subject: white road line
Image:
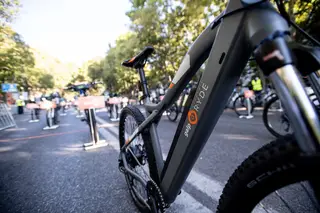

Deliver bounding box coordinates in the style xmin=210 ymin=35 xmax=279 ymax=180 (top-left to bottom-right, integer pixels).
xmin=183 ymin=160 xmax=223 ymax=201
xmin=172 ymin=191 xmax=212 ymax=213
xmin=96 ymin=116 xmax=224 ymax=200
xmin=96 ymin=116 xmax=213 ymax=213
xmin=96 ymin=116 xmax=274 ymax=213
xmin=161 ymin=153 xmax=223 ymax=201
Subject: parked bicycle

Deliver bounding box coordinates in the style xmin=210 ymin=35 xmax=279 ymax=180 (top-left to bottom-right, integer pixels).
xmin=166 ymin=82 xmax=194 ymax=122
xmin=263 ymin=92 xmax=320 ymax=137
xmin=66 ymin=81 xmax=101 ymax=125
xmin=233 ymin=86 xmax=275 ymax=117
xmin=118 ymin=0 xmax=320 ymax=212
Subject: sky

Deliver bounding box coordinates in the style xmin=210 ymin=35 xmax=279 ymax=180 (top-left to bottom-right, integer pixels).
xmin=11 ymin=0 xmax=132 ymax=66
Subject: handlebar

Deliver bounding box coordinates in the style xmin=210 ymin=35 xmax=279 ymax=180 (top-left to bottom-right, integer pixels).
xmin=64 ymin=81 xmax=103 ymax=91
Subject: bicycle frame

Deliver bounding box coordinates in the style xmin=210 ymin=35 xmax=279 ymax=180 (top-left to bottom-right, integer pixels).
xmin=122 ymin=0 xmax=320 ymax=204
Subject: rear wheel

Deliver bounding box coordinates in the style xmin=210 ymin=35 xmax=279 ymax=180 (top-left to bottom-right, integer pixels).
xmin=217 ymin=135 xmax=320 ymax=213
xmin=166 ymin=103 xmax=179 ymax=122
xmin=119 ymin=105 xmax=161 ymax=212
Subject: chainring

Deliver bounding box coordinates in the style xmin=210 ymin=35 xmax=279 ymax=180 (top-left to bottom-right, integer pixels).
xmin=146 ymin=180 xmax=166 ymax=213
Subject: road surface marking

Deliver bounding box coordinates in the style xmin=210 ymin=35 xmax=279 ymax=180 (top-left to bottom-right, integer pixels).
xmin=96 ymin=116 xmax=223 ymax=201
xmin=96 ymin=116 xmax=213 ymax=213
xmin=172 ymin=190 xmax=212 ymax=213
xmin=0 ymin=129 xmax=87 ymax=142
xmin=96 ymin=115 xmax=276 ymax=213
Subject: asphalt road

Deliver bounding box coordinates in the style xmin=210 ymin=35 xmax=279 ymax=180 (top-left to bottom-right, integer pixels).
xmin=0 ymin=110 xmax=138 ymax=213
xmin=0 ymin=107 xmax=318 ymax=213
xmin=95 ymin=107 xmax=318 ymax=213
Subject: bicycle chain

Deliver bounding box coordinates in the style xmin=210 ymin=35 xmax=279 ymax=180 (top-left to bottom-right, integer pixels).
xmin=147 ymin=178 xmax=166 ymax=213
xmin=122 ymin=148 xmax=167 ymax=213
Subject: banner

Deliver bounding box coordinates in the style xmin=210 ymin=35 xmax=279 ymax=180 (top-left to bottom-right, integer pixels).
xmin=78 ymin=96 xmax=105 ymax=110
xmin=108 ymin=97 xmax=121 ymax=105
xmin=26 ymin=103 xmax=40 ymax=109
xmin=40 ymin=101 xmax=57 ymax=109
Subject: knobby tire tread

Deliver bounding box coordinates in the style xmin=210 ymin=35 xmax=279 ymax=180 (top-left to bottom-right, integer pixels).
xmin=217 ymin=134 xmax=320 ymax=213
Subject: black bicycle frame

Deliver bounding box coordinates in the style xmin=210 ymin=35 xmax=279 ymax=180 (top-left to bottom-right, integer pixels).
xmin=123 ymin=0 xmax=320 ymax=204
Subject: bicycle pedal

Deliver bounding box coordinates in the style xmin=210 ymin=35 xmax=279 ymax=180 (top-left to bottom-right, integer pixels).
xmin=81 ymin=118 xmax=87 ymax=122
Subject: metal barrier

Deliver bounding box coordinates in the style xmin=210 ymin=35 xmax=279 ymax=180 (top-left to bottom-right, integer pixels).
xmin=0 ymin=103 xmax=16 ymax=131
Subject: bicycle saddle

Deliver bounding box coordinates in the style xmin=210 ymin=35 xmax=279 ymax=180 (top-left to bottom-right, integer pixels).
xmin=122 ymin=46 xmax=154 ymax=69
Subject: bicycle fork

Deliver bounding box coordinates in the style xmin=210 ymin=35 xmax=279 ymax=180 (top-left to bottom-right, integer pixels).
xmin=254 ymin=35 xmax=320 ymax=154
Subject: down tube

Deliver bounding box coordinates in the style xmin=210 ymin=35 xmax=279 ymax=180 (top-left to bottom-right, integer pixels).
xmin=161 ymin=12 xmax=251 ymax=203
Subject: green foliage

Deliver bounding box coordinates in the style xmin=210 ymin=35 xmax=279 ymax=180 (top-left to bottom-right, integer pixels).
xmin=0 ymin=0 xmax=20 ymax=24
xmin=288 ymin=0 xmax=320 ymax=43
xmin=83 ymin=0 xmax=319 ymax=94
xmin=0 ymin=25 xmax=77 ymax=91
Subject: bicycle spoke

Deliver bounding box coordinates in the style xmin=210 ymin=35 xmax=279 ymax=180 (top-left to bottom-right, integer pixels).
xmin=275 ymin=190 xmax=295 ymax=213
xmin=299 ymin=182 xmax=320 ymax=212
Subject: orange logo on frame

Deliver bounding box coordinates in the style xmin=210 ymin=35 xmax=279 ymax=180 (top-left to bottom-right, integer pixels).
xmin=188 ymin=110 xmax=198 ymax=125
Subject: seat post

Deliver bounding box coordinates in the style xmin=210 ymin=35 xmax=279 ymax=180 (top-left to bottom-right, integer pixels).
xmin=137 ymin=67 xmax=150 ymax=101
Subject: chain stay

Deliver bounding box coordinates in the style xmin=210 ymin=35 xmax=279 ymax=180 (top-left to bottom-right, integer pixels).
xmin=127 ymin=147 xmax=166 ymax=213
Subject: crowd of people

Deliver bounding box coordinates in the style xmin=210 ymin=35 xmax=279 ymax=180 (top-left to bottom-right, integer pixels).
xmin=15 ymin=89 xmax=71 ymax=125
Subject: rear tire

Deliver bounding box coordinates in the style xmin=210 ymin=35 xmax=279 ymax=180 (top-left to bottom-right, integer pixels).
xmin=217 ymin=134 xmax=320 ymax=213
xmin=119 ymin=105 xmax=159 ymax=212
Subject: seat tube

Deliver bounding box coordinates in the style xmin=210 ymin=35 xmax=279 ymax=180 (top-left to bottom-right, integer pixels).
xmin=138 ymin=68 xmax=150 ymax=103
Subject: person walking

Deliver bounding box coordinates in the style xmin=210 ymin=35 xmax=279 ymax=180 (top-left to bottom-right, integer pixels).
xmin=35 ymin=92 xmax=41 ymax=118
xmin=51 ymin=90 xmax=61 ymax=125
xmin=28 ymin=93 xmax=40 ymax=120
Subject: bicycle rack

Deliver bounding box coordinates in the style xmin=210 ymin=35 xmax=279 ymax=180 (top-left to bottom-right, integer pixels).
xmin=78 ymin=96 xmax=109 ymax=150
xmin=27 ymin=103 xmax=40 ymax=123
xmin=110 ymin=103 xmax=120 ymax=121
xmin=41 ymin=102 xmax=59 ymax=130
xmin=82 ymin=108 xmax=109 ymax=150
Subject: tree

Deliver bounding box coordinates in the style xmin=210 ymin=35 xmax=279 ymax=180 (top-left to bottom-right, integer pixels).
xmin=87 ymin=60 xmax=104 ymax=82
xmin=69 ymin=0 xmax=320 ymax=95
xmin=0 ymin=0 xmax=20 ymax=24
xmin=0 ymin=26 xmax=36 ymax=90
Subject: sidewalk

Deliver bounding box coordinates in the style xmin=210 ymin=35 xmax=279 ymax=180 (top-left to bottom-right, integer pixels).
xmin=0 ymin=110 xmax=138 ymax=213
